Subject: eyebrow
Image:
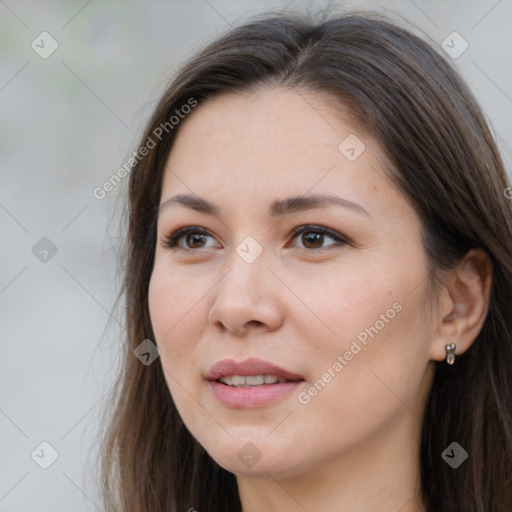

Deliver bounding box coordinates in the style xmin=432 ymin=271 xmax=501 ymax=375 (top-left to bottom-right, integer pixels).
xmin=158 ymin=193 xmax=371 ymax=218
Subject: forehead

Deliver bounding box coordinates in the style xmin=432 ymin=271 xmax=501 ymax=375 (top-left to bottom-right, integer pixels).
xmin=168 ymin=87 xmax=359 ymax=167
xmin=160 ymin=87 xmax=415 ymax=227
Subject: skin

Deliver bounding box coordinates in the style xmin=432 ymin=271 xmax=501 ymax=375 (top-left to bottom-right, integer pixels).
xmin=148 ymin=87 xmax=492 ymax=512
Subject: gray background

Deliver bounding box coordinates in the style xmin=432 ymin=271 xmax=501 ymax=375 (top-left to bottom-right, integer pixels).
xmin=1 ymin=0 xmax=511 ymax=510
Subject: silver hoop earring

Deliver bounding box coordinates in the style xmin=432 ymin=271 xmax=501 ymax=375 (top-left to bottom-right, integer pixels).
xmin=445 ymin=343 xmax=456 ymax=365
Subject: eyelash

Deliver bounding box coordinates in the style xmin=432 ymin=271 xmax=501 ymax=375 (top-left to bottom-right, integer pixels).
xmin=161 ymin=224 xmax=349 ymax=252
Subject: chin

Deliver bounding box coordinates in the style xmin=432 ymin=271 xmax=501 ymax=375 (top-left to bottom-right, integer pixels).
xmin=198 ymin=434 xmax=310 ymax=479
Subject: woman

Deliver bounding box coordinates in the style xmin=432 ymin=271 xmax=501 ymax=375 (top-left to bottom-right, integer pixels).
xmin=100 ymin=10 xmax=512 ymax=512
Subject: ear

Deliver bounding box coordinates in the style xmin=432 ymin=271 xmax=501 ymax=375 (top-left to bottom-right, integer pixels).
xmin=430 ymin=248 xmax=493 ymax=362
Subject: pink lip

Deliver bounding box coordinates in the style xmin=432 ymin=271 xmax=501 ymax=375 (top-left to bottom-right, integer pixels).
xmin=206 ymin=358 xmax=305 ymax=408
xmin=206 ymin=358 xmax=304 ymax=381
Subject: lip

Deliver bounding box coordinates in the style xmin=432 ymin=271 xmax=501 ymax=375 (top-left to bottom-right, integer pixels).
xmin=205 ymin=358 xmax=305 ymax=408
xmin=205 ymin=358 xmax=304 ymax=381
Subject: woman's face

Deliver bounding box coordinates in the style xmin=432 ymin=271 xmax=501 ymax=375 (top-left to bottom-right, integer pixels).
xmin=148 ymin=87 xmax=437 ymax=479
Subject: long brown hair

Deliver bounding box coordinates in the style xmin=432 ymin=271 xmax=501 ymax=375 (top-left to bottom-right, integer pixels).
xmin=99 ymin=10 xmax=512 ymax=511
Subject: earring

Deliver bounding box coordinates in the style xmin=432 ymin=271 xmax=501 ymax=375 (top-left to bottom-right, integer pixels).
xmin=445 ymin=343 xmax=456 ymax=365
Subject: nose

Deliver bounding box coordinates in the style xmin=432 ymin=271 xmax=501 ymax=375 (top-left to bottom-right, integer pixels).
xmin=207 ymin=247 xmax=284 ymax=336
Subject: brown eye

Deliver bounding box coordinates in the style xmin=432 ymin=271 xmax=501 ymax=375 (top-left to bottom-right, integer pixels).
xmin=290 ymin=225 xmax=348 ymax=251
xmin=162 ymin=227 xmax=218 ymax=250
xmin=162 ymin=224 xmax=348 ymax=252
xmin=301 ymin=231 xmax=324 ymax=249
xmin=185 ymin=233 xmax=208 ymax=248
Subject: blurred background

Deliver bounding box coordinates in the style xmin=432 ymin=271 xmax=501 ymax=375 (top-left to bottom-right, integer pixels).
xmin=1 ymin=0 xmax=511 ymax=510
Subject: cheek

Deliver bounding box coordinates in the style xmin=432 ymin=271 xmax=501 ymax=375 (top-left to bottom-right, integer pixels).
xmin=148 ymin=265 xmax=212 ymax=424
xmin=292 ymin=261 xmax=400 ymax=358
xmin=296 ymin=253 xmax=431 ymax=403
xmin=148 ymin=264 xmax=204 ymax=365
xmin=289 ymin=287 xmax=430 ymax=463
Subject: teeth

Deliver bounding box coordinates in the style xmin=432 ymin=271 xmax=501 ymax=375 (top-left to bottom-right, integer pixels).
xmin=246 ymin=375 xmax=264 ymax=385
xmin=232 ymin=375 xmax=246 ymax=386
xmin=219 ymin=374 xmax=289 ymax=387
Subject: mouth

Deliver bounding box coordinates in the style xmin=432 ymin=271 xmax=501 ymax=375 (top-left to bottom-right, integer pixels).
xmin=217 ymin=374 xmax=295 ymax=387
xmin=205 ymin=358 xmax=305 ymax=408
